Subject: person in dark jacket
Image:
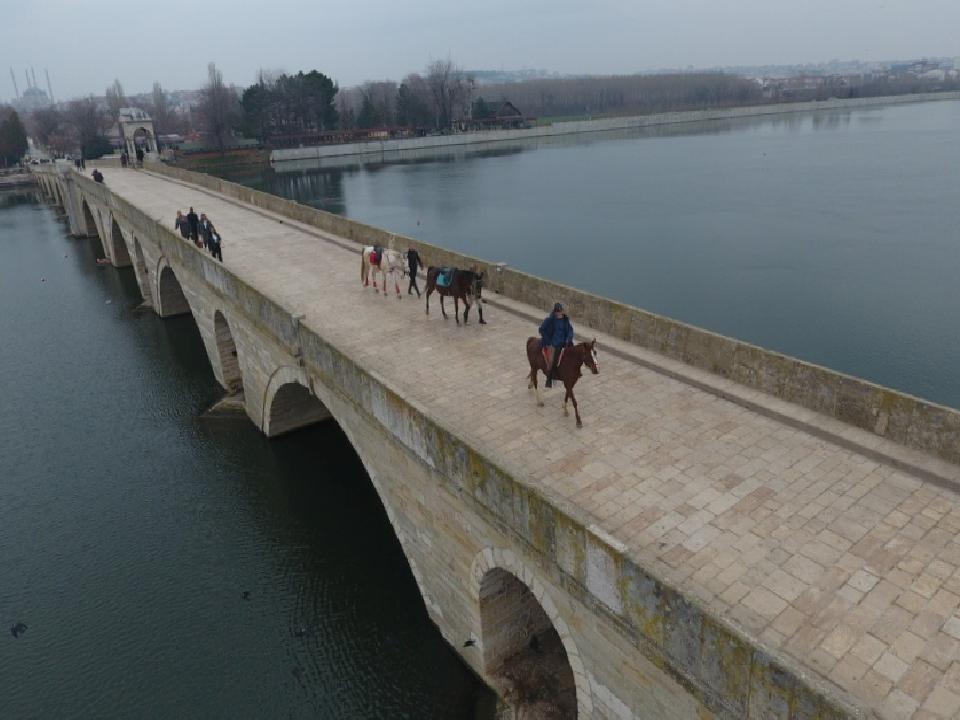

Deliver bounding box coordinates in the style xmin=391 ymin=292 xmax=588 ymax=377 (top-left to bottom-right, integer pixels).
xmin=208 ymin=225 xmax=223 ymax=262
xmin=406 ymin=248 xmax=423 ymax=297
xmin=186 ymin=207 xmax=200 ymax=246
xmin=174 ymin=210 xmax=190 ymax=239
xmin=199 ymin=213 xmax=212 ymax=251
xmin=539 ymin=302 xmax=574 ymax=388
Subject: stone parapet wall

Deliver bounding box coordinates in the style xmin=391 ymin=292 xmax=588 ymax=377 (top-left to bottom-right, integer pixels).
xmin=147 ymin=161 xmax=960 ymax=466
xmin=271 ymin=91 xmax=960 ymax=162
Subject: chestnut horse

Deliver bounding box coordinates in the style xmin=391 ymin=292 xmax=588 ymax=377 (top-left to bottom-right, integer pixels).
xmin=526 ymin=338 xmax=599 ymax=427
xmin=361 ymin=246 xmax=405 ymax=297
xmin=424 ymin=267 xmax=486 ymax=325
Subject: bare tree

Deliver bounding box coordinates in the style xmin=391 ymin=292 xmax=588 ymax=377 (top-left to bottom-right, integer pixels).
xmin=65 ymin=97 xmax=111 ymax=157
xmin=150 ymin=81 xmax=174 ymax=136
xmin=200 ymin=62 xmax=240 ymax=152
xmin=425 ymin=59 xmax=474 ymax=130
xmin=104 ymin=78 xmax=126 ymax=119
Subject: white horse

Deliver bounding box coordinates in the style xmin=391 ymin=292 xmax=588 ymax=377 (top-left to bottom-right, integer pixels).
xmin=361 ymin=246 xmax=405 ymax=297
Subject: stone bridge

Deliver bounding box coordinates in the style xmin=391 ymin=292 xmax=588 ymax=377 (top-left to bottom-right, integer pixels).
xmin=31 ymin=162 xmax=960 ymax=720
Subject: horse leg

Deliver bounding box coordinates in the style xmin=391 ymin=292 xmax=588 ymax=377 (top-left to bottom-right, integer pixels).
xmin=440 ymin=294 xmax=447 ymax=319
xmin=382 ymin=272 xmax=387 ymax=295
xmin=563 ymin=388 xmax=571 ymax=416
xmin=529 ymin=367 xmax=544 ymax=407
xmin=395 ymin=274 xmax=401 ymax=298
xmin=571 ymin=390 xmax=583 ymax=428
xmin=478 ymin=302 xmax=486 ymax=325
xmin=425 ymin=288 xmax=431 ymax=315
xmin=463 ymin=297 xmax=470 ymax=325
xmin=454 ymin=295 xmax=460 ymax=325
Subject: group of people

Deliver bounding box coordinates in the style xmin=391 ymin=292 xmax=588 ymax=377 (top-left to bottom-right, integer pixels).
xmin=175 ymin=206 xmax=223 ymax=261
xmin=119 ymin=147 xmax=145 ymax=168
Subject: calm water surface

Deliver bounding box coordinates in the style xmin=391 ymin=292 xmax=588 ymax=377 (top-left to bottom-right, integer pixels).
xmin=243 ymin=100 xmax=960 ymax=408
xmin=0 ymin=192 xmax=492 ymax=718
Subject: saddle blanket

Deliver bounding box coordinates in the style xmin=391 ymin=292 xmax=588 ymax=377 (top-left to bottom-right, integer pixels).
xmin=436 ymin=268 xmax=456 ymax=288
xmin=542 ymin=347 xmax=564 ymax=365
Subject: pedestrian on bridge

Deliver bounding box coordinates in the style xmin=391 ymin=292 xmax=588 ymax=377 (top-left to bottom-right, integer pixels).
xmin=199 ymin=213 xmax=212 ymax=251
xmin=209 ymin=226 xmax=223 ymax=262
xmin=186 ymin=207 xmax=200 ymax=247
xmin=175 ymin=210 xmax=190 ymax=240
xmin=406 ymin=247 xmax=423 ymax=297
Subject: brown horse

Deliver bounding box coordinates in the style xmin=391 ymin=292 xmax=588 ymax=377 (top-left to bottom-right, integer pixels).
xmin=424 ymin=267 xmax=487 ymax=325
xmin=526 ymin=338 xmax=599 ymax=427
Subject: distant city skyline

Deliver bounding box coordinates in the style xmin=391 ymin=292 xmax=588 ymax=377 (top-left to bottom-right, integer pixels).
xmin=3 ymin=0 xmax=959 ymax=103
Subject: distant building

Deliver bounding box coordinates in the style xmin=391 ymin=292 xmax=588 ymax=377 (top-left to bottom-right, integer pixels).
xmin=470 ymin=99 xmax=530 ymax=130
xmin=14 ymin=86 xmax=51 ymax=113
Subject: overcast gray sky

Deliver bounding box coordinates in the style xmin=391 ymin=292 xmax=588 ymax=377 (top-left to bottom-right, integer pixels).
xmin=3 ymin=0 xmax=958 ymax=102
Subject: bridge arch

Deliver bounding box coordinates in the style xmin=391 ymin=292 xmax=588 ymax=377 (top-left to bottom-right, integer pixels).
xmin=80 ymin=197 xmax=103 ymax=250
xmin=213 ymin=311 xmax=243 ymax=393
xmin=132 ymin=237 xmax=154 ymax=307
xmin=472 ymin=548 xmax=591 ymax=718
xmin=109 ymin=218 xmax=132 ymax=266
xmin=155 ymin=258 xmax=191 ymax=318
xmin=261 ymin=366 xmax=330 ymax=437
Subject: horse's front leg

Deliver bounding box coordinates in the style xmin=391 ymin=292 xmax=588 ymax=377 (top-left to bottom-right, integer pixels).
xmin=425 ymin=289 xmax=431 ymax=315
xmin=529 ymin=367 xmax=544 ymax=407
xmin=382 ymin=272 xmax=387 ymax=296
xmin=395 ymin=273 xmax=401 ymax=299
xmin=571 ymin=390 xmax=582 ymax=428
xmin=440 ymin=294 xmax=447 ymax=319
xmin=463 ymin=297 xmax=470 ymax=325
xmin=478 ymin=302 xmax=486 ymax=325
xmin=454 ymin=295 xmax=460 ymax=325
xmin=563 ymin=388 xmax=571 ymax=417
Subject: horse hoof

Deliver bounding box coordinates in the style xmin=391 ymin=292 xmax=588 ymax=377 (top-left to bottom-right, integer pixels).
xmin=576 ymin=420 xmax=583 ymax=428
xmin=479 ymin=320 xmax=487 ymax=325
xmin=538 ymin=401 xmax=544 ymax=407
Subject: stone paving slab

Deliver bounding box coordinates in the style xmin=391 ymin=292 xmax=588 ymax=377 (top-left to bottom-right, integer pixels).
xmin=108 ymin=167 xmax=960 ymax=719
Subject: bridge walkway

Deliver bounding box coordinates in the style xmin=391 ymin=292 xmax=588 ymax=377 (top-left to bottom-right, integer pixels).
xmin=106 ymin=167 xmax=960 ymax=719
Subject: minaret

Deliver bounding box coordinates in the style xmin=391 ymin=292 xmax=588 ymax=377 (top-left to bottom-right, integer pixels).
xmin=24 ymin=69 xmax=31 ymax=89
xmin=9 ymin=67 xmax=19 ymax=100
xmin=30 ymin=66 xmax=38 ymax=89
xmin=45 ymin=68 xmax=54 ymax=103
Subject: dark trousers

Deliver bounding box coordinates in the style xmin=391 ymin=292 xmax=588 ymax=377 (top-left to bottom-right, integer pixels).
xmin=211 ymin=244 xmax=222 ymax=261
xmin=408 ymin=271 xmax=420 ymax=296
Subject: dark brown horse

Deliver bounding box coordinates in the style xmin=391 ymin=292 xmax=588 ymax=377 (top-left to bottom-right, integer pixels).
xmin=424 ymin=267 xmax=486 ymax=325
xmin=526 ymin=338 xmax=599 ymax=427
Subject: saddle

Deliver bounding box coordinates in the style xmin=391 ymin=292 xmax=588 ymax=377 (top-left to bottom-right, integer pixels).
xmin=436 ymin=267 xmax=456 ymax=288
xmin=370 ymin=246 xmax=383 ymax=266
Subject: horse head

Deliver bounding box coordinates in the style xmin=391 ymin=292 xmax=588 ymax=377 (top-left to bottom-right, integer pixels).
xmin=583 ymin=339 xmax=599 ymax=374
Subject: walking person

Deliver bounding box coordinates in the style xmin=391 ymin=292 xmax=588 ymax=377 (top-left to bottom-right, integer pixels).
xmin=538 ymin=302 xmax=574 ymax=388
xmin=208 ymin=225 xmax=223 ymax=262
xmin=199 ymin=213 xmax=212 ymax=252
xmin=186 ymin=207 xmax=200 ymax=247
xmin=174 ymin=210 xmax=190 ymax=239
xmin=406 ymin=247 xmax=423 ymax=297
xmin=135 ymin=146 xmax=144 ymax=167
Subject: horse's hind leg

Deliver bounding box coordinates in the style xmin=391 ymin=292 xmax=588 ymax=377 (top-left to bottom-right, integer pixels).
xmin=425 ymin=288 xmax=431 ymax=314
xmin=563 ymin=389 xmax=571 ymax=417
xmin=440 ymin=295 xmax=447 ymax=319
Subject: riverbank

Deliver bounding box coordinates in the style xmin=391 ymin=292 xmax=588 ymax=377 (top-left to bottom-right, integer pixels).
xmin=0 ymin=170 xmax=36 ymax=189
xmin=271 ymin=90 xmax=960 ymax=162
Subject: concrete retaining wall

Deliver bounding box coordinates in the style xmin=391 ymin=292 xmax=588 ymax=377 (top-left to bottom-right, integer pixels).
xmin=148 ymin=161 xmax=960 ymax=466
xmin=272 ymin=91 xmax=960 ymax=162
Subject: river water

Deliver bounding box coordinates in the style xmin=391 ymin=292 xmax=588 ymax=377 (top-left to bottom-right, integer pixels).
xmin=246 ymin=99 xmax=960 ymax=409
xmin=0 ymin=191 xmax=492 ymax=718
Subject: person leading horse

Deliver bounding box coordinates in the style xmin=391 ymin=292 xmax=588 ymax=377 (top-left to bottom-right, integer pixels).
xmin=539 ymin=302 xmax=574 ymax=387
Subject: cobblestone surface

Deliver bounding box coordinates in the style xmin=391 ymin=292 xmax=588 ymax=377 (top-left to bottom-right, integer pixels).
xmin=110 ymin=167 xmax=960 ymax=719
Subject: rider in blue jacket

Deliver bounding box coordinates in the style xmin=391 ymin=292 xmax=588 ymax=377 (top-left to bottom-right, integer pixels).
xmin=539 ymin=302 xmax=574 ymax=388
